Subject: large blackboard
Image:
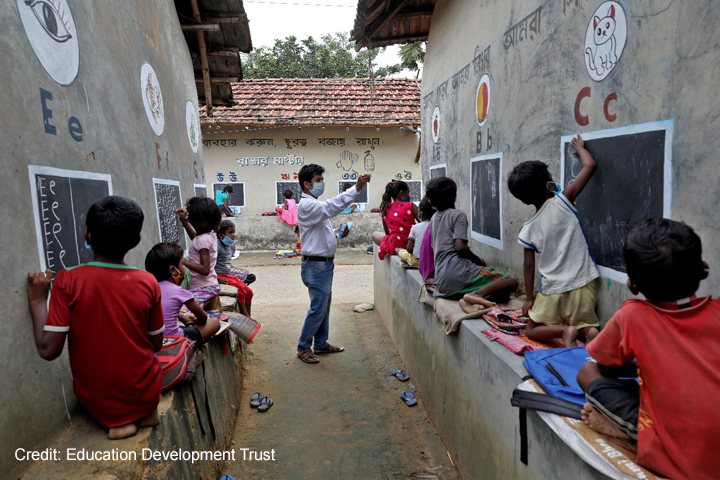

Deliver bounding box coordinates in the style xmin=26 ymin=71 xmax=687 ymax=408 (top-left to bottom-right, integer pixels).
xmin=29 ymin=166 xmax=113 ymax=275
xmin=276 ymin=181 xmax=304 ymax=205
xmin=212 ymin=182 xmax=245 ymax=207
xmin=470 ymin=155 xmax=503 ymax=249
xmin=153 ymin=179 xmax=187 ymax=250
xmin=406 ymin=180 xmax=423 ymax=202
xmin=338 ymin=181 xmax=369 ymax=203
xmin=194 ymin=184 xmax=207 ymax=197
xmin=430 ymin=164 xmax=446 ymax=179
xmin=561 ymin=121 xmax=672 ymax=280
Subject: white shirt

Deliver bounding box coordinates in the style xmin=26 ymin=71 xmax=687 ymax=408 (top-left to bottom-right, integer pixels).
xmin=408 ymin=221 xmax=429 ymax=259
xmin=518 ymin=193 xmax=599 ymax=295
xmin=298 ymin=188 xmax=359 ymax=257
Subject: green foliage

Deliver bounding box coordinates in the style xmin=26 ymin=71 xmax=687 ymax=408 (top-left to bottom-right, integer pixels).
xmin=242 ymin=33 xmax=403 ymax=79
xmin=398 ymin=42 xmax=426 ymax=72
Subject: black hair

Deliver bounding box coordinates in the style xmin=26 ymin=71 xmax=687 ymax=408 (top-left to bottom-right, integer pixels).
xmin=283 ymin=189 xmax=293 ymax=199
xmin=186 ymin=196 xmax=222 ymax=235
xmin=623 ymin=218 xmax=705 ymax=302
xmin=86 ymin=196 xmax=144 ymax=259
xmin=508 ymin=161 xmax=551 ymax=205
xmin=298 ymin=164 xmax=325 ymax=190
xmin=223 ymin=185 xmax=234 ymax=194
xmin=294 ymin=225 xmax=300 ymax=234
xmin=425 ymin=177 xmax=457 ymax=211
xmin=145 ymin=242 xmax=183 ymax=282
xmin=218 ymin=219 xmax=235 ymax=236
xmin=380 ymin=180 xmax=409 ymax=215
xmin=418 ymin=197 xmax=435 ymax=221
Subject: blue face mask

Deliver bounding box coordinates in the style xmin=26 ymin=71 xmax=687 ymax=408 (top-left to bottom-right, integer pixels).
xmin=547 ymin=181 xmax=561 ymax=195
xmin=401 ymin=195 xmax=411 ymax=202
xmin=221 ymin=235 xmax=234 ymax=246
xmin=84 ymin=241 xmax=92 ymax=251
xmin=309 ymin=182 xmax=325 ymax=198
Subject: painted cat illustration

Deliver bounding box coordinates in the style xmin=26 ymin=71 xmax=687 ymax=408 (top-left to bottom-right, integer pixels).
xmin=585 ymin=5 xmax=618 ymax=78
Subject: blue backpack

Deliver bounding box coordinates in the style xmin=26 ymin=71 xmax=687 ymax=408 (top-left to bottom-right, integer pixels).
xmin=522 ymin=347 xmax=592 ymax=405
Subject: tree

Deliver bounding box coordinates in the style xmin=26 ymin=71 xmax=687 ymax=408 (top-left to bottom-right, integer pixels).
xmin=398 ymin=42 xmax=426 ymax=80
xmin=242 ymin=32 xmax=402 ymax=79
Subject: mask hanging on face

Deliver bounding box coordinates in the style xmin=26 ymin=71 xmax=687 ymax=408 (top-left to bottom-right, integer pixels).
xmin=221 ymin=235 xmax=234 ymax=246
xmin=309 ymin=182 xmax=325 ymax=197
xmin=171 ymin=267 xmax=184 ymax=286
xmin=547 ymin=181 xmax=562 ymax=195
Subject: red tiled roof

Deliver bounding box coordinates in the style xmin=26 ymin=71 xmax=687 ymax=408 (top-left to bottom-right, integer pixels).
xmin=199 ymin=78 xmax=421 ymax=127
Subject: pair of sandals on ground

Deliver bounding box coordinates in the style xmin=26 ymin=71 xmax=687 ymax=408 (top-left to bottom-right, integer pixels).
xmin=297 ymin=344 xmax=344 ymax=363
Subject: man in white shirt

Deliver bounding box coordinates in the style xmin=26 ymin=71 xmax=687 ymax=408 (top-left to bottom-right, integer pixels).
xmin=296 ymin=164 xmax=371 ymax=364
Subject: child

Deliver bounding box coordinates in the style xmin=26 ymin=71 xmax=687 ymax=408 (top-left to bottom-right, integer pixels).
xmin=215 ymin=185 xmax=234 ymax=217
xmin=398 ymin=197 xmax=435 ymax=267
xmin=294 ymin=225 xmax=302 ymax=254
xmin=508 ymin=135 xmax=599 ymax=347
xmin=216 ymin=220 xmax=254 ymax=317
xmin=426 ymin=177 xmax=517 ymax=303
xmin=576 ymin=218 xmax=720 ymax=480
xmin=276 ymin=189 xmax=298 ymax=226
xmin=418 ymin=224 xmax=435 ymax=282
xmin=145 ymin=242 xmax=220 ymax=344
xmin=177 ymin=197 xmax=222 ymax=311
xmin=27 ymin=196 xmax=162 ymax=440
xmin=371 ymin=180 xmax=419 ymax=260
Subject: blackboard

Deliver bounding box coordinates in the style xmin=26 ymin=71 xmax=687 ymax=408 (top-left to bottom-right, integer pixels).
xmin=153 ymin=179 xmax=187 ymax=250
xmin=338 ymin=181 xmax=369 ymax=203
xmin=406 ymin=180 xmax=423 ymax=202
xmin=276 ymin=181 xmax=304 ymax=205
xmin=560 ymin=121 xmax=673 ymax=281
xmin=194 ymin=184 xmax=207 ymax=197
xmin=212 ymin=182 xmax=245 ymax=207
xmin=29 ymin=166 xmax=113 ymax=275
xmin=470 ymin=154 xmax=503 ymax=249
xmin=430 ymin=164 xmax=446 ymax=179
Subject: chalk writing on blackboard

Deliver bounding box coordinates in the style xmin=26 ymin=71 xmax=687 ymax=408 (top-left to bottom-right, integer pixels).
xmin=430 ymin=164 xmax=447 ymax=179
xmin=470 ymin=154 xmax=503 ymax=250
xmin=194 ymin=183 xmax=207 ymax=198
xmin=338 ymin=181 xmax=369 ymax=204
xmin=276 ymin=181 xmax=303 ymax=205
xmin=152 ymin=178 xmax=186 ymax=250
xmin=29 ymin=166 xmax=113 ymax=275
xmin=405 ymin=180 xmax=423 ymax=203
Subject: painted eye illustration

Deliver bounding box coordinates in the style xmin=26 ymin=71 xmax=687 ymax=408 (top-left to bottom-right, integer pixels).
xmin=25 ymin=0 xmax=72 ymax=43
xmin=597 ymin=28 xmax=602 ymax=35
xmin=606 ymin=22 xmax=611 ymax=29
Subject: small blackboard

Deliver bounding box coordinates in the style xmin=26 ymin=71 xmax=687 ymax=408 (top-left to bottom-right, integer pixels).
xmin=430 ymin=164 xmax=446 ymax=179
xmin=29 ymin=166 xmax=113 ymax=275
xmin=194 ymin=184 xmax=207 ymax=197
xmin=406 ymin=180 xmax=423 ymax=202
xmin=338 ymin=181 xmax=369 ymax=204
xmin=561 ymin=121 xmax=673 ymax=281
xmin=470 ymin=154 xmax=503 ymax=249
xmin=276 ymin=181 xmax=304 ymax=205
xmin=212 ymin=182 xmax=245 ymax=207
xmin=153 ymin=179 xmax=187 ymax=250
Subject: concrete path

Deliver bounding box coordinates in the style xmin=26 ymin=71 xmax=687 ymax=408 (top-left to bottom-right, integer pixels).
xmin=223 ymin=250 xmax=459 ymax=479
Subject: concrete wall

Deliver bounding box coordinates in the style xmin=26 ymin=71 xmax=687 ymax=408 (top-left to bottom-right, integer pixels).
xmin=201 ymin=125 xmax=421 ymax=215
xmin=0 ymin=0 xmax=202 ymax=474
xmin=420 ymin=0 xmax=720 ymax=321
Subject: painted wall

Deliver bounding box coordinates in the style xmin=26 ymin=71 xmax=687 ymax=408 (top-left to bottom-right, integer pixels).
xmin=420 ymin=0 xmax=720 ymax=320
xmin=201 ymin=126 xmax=421 ymax=215
xmin=0 ymin=0 xmax=202 ymax=474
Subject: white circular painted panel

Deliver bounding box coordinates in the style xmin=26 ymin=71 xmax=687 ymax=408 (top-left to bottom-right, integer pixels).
xmin=476 ymin=74 xmax=491 ymax=127
xmin=141 ymin=63 xmax=165 ymax=136
xmin=16 ymin=0 xmax=80 ymax=86
xmin=584 ymin=1 xmax=628 ymax=82
xmin=431 ymin=106 xmax=441 ymax=144
xmin=186 ymin=101 xmax=200 ymax=153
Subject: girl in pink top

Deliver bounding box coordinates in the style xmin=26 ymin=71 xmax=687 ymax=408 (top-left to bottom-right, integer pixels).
xmin=276 ymin=189 xmax=298 ymax=225
xmin=177 ymin=197 xmax=222 ymax=311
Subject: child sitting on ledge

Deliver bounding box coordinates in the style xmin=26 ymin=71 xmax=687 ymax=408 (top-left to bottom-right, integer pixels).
xmin=398 ymin=196 xmax=434 ymax=268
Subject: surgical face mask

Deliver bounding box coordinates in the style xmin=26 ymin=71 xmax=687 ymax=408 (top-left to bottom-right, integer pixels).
xmin=309 ymin=181 xmax=325 ymax=197
xmin=221 ymin=235 xmax=234 ymax=246
xmin=401 ymin=195 xmax=411 ymax=202
xmin=547 ymin=181 xmax=561 ymax=195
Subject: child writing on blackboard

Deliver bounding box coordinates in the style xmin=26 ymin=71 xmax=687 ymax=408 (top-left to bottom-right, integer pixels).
xmin=215 ymin=220 xmax=254 ymax=317
xmin=215 ymin=185 xmax=235 ymax=217
xmin=276 ymin=189 xmax=298 ymax=226
xmin=145 ymin=242 xmax=220 ymax=344
xmin=371 ymin=180 xmax=420 ymax=260
xmin=426 ymin=177 xmax=517 ymax=303
xmin=27 ymin=196 xmax=163 ymax=440
xmin=508 ymin=135 xmax=600 ymax=347
xmin=176 ymin=197 xmax=222 ymax=311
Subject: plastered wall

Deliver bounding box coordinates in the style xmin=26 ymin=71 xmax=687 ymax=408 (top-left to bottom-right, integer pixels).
xmin=420 ymin=0 xmax=720 ymax=320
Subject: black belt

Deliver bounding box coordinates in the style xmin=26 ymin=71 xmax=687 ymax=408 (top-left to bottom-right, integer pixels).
xmin=302 ymin=255 xmax=334 ymax=262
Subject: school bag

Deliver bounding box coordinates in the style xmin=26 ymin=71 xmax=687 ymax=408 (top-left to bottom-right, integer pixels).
xmin=522 ymin=346 xmax=591 ymax=405
xmin=159 ymin=336 xmax=203 ymax=393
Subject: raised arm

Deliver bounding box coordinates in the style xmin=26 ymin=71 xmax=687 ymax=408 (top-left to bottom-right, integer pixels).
xmin=562 ymin=135 xmax=597 ymax=204
xmin=177 ymin=208 xmax=197 ymax=240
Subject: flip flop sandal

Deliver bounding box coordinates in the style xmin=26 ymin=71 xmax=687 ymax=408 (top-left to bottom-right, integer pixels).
xmin=391 ymin=369 xmax=410 ymax=381
xmin=314 ymin=344 xmax=344 ymax=354
xmin=250 ymin=392 xmax=264 ymax=408
xmin=297 ymin=349 xmax=320 ymax=364
xmin=258 ymin=397 xmax=273 ymax=413
xmin=400 ymin=391 xmax=417 ymax=407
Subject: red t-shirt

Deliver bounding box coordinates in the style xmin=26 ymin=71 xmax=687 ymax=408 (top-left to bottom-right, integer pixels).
xmin=45 ymin=262 xmax=164 ymax=427
xmin=587 ymin=297 xmax=720 ymax=480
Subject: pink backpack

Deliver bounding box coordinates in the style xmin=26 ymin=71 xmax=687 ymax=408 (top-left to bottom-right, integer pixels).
xmin=159 ymin=336 xmax=203 ymax=393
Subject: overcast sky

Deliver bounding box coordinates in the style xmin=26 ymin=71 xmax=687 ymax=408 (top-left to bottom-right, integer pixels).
xmin=242 ymin=0 xmax=405 ymax=74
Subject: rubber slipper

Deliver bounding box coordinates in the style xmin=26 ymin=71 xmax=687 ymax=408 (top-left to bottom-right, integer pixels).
xmin=391 ymin=369 xmax=410 ymax=381
xmin=250 ymin=392 xmax=264 ymax=408
xmin=258 ymin=397 xmax=273 ymax=413
xmin=400 ymin=391 xmax=417 ymax=407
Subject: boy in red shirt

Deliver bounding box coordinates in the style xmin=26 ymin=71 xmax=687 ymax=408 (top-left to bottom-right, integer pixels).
xmin=577 ymin=218 xmax=720 ymax=480
xmin=27 ymin=196 xmax=164 ymax=440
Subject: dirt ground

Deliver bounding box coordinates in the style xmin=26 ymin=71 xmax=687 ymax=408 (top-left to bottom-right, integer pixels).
xmin=223 ymin=250 xmax=460 ymax=479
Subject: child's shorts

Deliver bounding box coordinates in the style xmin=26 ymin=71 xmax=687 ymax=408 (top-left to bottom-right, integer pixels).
xmin=585 ymin=376 xmax=639 ymax=443
xmin=453 ymin=267 xmax=509 ymax=297
xmin=397 ymin=249 xmax=419 ymax=267
xmin=529 ymin=281 xmax=599 ymax=329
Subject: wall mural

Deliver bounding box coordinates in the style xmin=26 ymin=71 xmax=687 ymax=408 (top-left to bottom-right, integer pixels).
xmin=16 ymin=0 xmax=79 ymax=86
xmin=186 ymin=101 xmax=200 ymax=153
xmin=584 ymin=2 xmax=627 ymax=82
xmin=336 ymin=150 xmax=359 ymax=180
xmin=431 ymin=106 xmax=441 ymax=143
xmin=141 ymin=63 xmax=164 ymax=136
xmin=476 ymin=74 xmax=491 ymax=127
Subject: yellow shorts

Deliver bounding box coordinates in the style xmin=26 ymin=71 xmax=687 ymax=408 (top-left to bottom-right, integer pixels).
xmin=529 ymin=281 xmax=599 ymax=330
xmin=397 ymin=249 xmax=419 ymax=267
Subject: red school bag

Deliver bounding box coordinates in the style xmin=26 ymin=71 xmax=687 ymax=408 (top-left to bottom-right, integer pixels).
xmin=158 ymin=336 xmax=203 ymax=393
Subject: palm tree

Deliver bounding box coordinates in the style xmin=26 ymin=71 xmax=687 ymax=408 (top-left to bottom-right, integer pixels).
xmin=398 ymin=42 xmax=426 ymax=81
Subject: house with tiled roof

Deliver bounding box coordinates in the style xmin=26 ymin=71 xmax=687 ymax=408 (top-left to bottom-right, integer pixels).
xmin=199 ymin=78 xmax=422 ymax=215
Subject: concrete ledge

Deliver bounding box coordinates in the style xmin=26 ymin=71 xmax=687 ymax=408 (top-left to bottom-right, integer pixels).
xmin=228 ymin=212 xmax=383 ymax=251
xmin=373 ymin=254 xmax=606 ymax=479
xmin=14 ymin=338 xmax=243 ymax=480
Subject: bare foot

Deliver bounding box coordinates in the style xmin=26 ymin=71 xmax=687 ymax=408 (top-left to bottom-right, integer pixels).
xmin=562 ymin=324 xmax=578 ymax=347
xmin=459 ymin=299 xmax=484 ymax=314
xmin=108 ymin=423 xmax=138 ymax=440
xmin=462 ymin=294 xmax=497 ymax=309
xmin=136 ymin=408 xmax=160 ymax=428
xmin=581 ymin=402 xmax=628 ymax=439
